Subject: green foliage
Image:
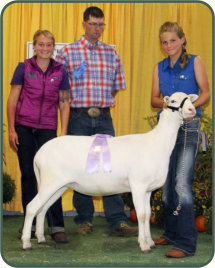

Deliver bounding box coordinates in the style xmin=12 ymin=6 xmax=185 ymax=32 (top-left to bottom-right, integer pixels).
xmin=193 ymin=112 xmax=212 ymax=217
xmin=194 ymin=111 xmax=212 ymax=186
xmin=205 ymin=206 xmax=212 ymax=234
xmin=143 ymin=115 xmax=157 ymax=129
xmin=3 ymin=123 xmax=16 ymax=204
xmin=151 ymin=189 xmax=165 ymax=227
xmin=3 ymin=173 xmax=16 ymax=204
xmin=193 ymin=179 xmax=212 ymax=216
xmin=194 ymin=148 xmax=212 ymax=185
xmin=199 ymin=111 xmax=212 ymax=146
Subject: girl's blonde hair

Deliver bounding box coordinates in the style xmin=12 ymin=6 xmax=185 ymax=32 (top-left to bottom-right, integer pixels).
xmin=33 ymin=30 xmax=55 ymax=46
xmin=159 ymin=21 xmax=190 ymax=69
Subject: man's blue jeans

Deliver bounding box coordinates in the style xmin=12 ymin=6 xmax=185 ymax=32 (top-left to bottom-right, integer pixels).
xmin=162 ymin=118 xmax=200 ymax=255
xmin=68 ymin=109 xmax=128 ymax=230
xmin=15 ymin=124 xmax=65 ymax=234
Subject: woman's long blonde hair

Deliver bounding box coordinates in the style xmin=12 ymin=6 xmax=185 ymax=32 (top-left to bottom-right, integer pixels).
xmin=159 ymin=21 xmax=190 ymax=69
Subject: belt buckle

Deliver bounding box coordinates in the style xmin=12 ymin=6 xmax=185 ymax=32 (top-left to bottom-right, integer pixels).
xmin=88 ymin=107 xmax=101 ymax=118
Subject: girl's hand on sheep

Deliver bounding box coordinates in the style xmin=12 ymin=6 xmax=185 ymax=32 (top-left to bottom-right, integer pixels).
xmin=162 ymin=102 xmax=168 ymax=110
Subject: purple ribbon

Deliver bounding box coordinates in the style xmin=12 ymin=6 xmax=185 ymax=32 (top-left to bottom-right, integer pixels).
xmin=85 ymin=134 xmax=113 ymax=174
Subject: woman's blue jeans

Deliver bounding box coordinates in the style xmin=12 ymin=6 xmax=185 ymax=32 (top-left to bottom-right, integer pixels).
xmin=68 ymin=109 xmax=128 ymax=230
xmin=15 ymin=124 xmax=65 ymax=234
xmin=162 ymin=118 xmax=200 ymax=255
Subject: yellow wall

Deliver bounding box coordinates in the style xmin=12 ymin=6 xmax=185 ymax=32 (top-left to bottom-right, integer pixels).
xmin=2 ymin=2 xmax=213 ymax=213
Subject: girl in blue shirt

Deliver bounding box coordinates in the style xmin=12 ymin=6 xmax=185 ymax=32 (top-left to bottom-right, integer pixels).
xmin=151 ymin=22 xmax=210 ymax=258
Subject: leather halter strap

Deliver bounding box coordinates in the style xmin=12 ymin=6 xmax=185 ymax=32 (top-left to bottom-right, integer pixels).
xmin=167 ymin=97 xmax=188 ymax=112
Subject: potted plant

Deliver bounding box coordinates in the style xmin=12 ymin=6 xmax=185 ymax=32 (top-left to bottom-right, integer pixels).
xmin=3 ymin=173 xmax=16 ymax=204
xmin=3 ymin=123 xmax=16 ymax=204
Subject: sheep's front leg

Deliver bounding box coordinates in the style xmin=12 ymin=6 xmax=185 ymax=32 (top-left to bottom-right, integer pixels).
xmin=131 ymin=188 xmax=151 ymax=253
xmin=144 ymin=192 xmax=155 ymax=248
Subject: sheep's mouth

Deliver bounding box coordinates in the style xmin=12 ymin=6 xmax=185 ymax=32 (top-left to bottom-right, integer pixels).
xmin=184 ymin=112 xmax=196 ymax=119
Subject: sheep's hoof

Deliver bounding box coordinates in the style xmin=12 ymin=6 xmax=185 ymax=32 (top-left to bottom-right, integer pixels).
xmin=37 ymin=236 xmax=46 ymax=244
xmin=142 ymin=249 xmax=151 ymax=254
xmin=23 ymin=246 xmax=32 ymax=250
xmin=38 ymin=240 xmax=46 ymax=244
xmin=22 ymin=241 xmax=32 ymax=250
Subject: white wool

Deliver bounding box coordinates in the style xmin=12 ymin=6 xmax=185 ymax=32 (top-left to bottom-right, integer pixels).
xmin=21 ymin=92 xmax=198 ymax=252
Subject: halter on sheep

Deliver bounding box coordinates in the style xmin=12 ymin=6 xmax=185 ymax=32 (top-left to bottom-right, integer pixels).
xmin=21 ymin=92 xmax=198 ymax=252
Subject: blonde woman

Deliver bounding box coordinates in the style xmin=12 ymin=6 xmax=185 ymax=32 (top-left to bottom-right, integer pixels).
xmin=151 ymin=22 xmax=210 ymax=258
xmin=7 ymin=30 xmax=70 ymax=243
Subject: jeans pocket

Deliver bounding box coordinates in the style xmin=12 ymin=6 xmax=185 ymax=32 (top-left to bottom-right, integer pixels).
xmin=180 ymin=119 xmax=200 ymax=158
xmin=182 ymin=118 xmax=200 ymax=132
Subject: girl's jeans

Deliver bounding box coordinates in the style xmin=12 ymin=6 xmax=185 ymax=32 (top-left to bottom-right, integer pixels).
xmin=162 ymin=117 xmax=200 ymax=255
xmin=15 ymin=124 xmax=65 ymax=234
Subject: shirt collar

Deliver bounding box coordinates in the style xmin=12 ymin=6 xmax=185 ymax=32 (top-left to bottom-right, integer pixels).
xmin=163 ymin=56 xmax=182 ymax=72
xmin=31 ymin=56 xmax=53 ymax=72
xmin=80 ymin=35 xmax=99 ymax=50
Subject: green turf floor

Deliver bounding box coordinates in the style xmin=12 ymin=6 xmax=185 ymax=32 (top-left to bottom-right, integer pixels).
xmin=1 ymin=216 xmax=214 ymax=267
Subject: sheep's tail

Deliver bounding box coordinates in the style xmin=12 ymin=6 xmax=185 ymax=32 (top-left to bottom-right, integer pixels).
xmin=33 ymin=156 xmax=41 ymax=187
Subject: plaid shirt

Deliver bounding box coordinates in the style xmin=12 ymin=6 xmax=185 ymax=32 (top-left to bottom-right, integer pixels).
xmin=56 ymin=36 xmax=126 ymax=108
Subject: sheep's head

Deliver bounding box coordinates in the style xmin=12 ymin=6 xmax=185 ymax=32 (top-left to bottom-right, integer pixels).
xmin=163 ymin=92 xmax=198 ymax=119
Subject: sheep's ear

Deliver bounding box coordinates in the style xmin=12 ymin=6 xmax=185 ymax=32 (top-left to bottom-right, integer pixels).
xmin=188 ymin=94 xmax=199 ymax=103
xmin=163 ymin=96 xmax=170 ymax=104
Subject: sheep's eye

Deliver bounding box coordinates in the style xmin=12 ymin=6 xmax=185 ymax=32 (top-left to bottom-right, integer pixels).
xmin=170 ymin=100 xmax=176 ymax=104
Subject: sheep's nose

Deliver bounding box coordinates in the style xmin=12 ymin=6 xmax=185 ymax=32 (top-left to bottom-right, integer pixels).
xmin=188 ymin=107 xmax=196 ymax=114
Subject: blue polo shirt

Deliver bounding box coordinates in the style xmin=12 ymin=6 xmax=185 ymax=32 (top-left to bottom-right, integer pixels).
xmin=158 ymin=54 xmax=201 ymax=116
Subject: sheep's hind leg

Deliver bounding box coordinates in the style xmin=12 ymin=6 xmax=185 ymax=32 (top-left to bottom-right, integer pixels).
xmin=22 ymin=194 xmax=44 ymax=250
xmin=36 ymin=186 xmax=67 ymax=244
xmin=22 ymin=185 xmax=65 ymax=249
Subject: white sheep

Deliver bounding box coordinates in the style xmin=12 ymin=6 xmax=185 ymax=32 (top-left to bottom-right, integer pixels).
xmin=21 ymin=92 xmax=198 ymax=252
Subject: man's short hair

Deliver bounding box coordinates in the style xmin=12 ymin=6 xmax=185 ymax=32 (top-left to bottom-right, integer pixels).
xmin=83 ymin=6 xmax=104 ymax=21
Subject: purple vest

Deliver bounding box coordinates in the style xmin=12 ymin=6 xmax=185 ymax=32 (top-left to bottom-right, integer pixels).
xmin=15 ymin=56 xmax=63 ymax=130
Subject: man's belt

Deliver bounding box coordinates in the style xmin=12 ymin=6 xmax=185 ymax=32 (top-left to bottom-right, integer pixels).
xmin=71 ymin=107 xmax=110 ymax=118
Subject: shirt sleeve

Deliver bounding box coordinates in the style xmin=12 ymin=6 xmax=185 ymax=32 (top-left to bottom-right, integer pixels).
xmin=55 ymin=46 xmax=69 ymax=69
xmin=59 ymin=66 xmax=71 ymax=90
xmin=10 ymin=62 xmax=25 ymax=85
xmin=112 ymin=51 xmax=126 ymax=90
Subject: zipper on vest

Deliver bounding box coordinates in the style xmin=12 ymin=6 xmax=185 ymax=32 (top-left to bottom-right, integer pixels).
xmin=38 ymin=75 xmax=46 ymax=127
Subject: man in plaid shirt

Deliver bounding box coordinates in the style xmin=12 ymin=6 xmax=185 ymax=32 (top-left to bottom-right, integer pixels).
xmin=56 ymin=6 xmax=138 ymax=236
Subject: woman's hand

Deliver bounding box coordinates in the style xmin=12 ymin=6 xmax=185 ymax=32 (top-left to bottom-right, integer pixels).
xmin=9 ymin=129 xmax=19 ymax=151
